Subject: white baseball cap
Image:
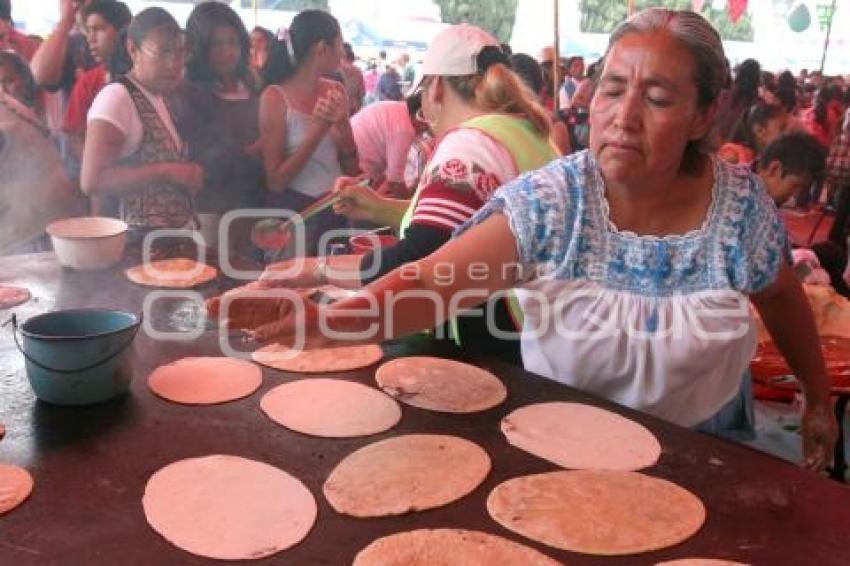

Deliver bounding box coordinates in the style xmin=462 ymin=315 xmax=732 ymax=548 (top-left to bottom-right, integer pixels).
xmin=411 ymin=24 xmax=501 ymax=92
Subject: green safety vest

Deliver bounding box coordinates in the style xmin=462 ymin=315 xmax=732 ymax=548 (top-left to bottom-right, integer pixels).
xmin=398 ymin=114 xmax=558 ymax=345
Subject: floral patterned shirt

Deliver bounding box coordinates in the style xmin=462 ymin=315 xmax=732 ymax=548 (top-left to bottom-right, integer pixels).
xmin=456 ymin=150 xmax=791 ymax=426
xmin=409 ymin=127 xmax=516 ymax=232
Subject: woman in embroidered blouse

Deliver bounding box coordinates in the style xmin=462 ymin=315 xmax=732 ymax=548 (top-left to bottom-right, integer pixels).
xmin=258 ymin=9 xmax=358 ymax=256
xmin=227 ymin=9 xmax=837 ymax=471
xmin=81 ymin=8 xmax=203 ymax=231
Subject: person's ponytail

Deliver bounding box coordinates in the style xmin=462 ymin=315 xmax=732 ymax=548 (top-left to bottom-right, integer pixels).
xmin=262 ymin=37 xmax=297 ymax=85
xmin=475 ymin=63 xmax=552 ymax=138
xmin=261 ymin=10 xmax=340 ymax=86
xmin=445 ymin=63 xmax=552 ymax=139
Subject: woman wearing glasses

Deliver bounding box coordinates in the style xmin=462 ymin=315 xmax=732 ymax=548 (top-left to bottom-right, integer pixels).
xmin=81 ymin=7 xmax=202 ymax=233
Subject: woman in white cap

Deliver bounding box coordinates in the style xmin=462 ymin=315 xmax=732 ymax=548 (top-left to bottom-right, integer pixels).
xmin=224 ymin=9 xmax=837 ymax=472
xmin=256 ymin=23 xmax=558 ymax=363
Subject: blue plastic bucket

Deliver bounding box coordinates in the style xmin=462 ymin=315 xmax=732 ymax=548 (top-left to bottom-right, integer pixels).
xmin=13 ymin=309 xmax=141 ymax=405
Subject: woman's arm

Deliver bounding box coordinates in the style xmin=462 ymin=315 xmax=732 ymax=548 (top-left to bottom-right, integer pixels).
xmin=80 ymin=120 xmax=203 ymax=196
xmin=261 ymin=254 xmax=365 ymax=290
xmin=259 ymin=86 xmax=334 ymax=193
xmin=29 ymin=1 xmax=75 ymax=88
xmin=329 ymin=84 xmax=359 ymax=176
xmin=751 ymin=263 xmax=838 ymax=472
xmin=299 ymin=213 xmax=519 ymax=340
xmin=332 ymin=178 xmax=410 ymax=229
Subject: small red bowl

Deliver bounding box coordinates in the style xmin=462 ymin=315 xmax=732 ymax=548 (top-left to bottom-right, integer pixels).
xmin=349 ymin=234 xmax=400 ymax=254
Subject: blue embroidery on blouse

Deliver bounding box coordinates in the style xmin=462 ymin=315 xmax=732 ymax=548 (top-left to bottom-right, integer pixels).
xmin=456 ymin=150 xmax=790 ymax=297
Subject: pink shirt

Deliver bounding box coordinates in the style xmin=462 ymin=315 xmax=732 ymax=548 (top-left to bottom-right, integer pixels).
xmin=351 ymin=101 xmax=416 ymax=183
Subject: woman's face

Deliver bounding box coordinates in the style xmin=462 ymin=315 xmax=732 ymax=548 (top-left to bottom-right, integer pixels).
xmin=129 ymin=26 xmax=186 ymax=94
xmin=590 ymin=32 xmax=713 ymax=186
xmin=753 ymin=112 xmax=788 ymax=150
xmin=208 ymin=25 xmax=242 ymax=80
xmin=0 ymin=62 xmax=27 ymax=104
xmin=316 ymin=34 xmax=344 ymax=74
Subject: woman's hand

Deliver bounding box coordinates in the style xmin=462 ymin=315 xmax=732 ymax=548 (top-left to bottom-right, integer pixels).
xmin=260 ymin=257 xmax=321 ymax=288
xmin=313 ymin=87 xmax=347 ymax=125
xmin=247 ymin=292 xmax=324 ymax=344
xmin=206 ymin=282 xmax=296 ymax=331
xmin=332 ymin=176 xmax=384 ymax=222
xmin=162 ymin=163 xmax=204 ymax=194
xmin=801 ymin=402 xmax=838 ymax=473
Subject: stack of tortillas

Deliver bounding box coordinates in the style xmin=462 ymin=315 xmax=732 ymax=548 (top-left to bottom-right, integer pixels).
xmin=487 ymin=470 xmax=706 ymax=555
xmin=0 ymin=463 xmax=34 ymax=516
xmin=323 ymin=434 xmax=490 ymax=517
xmin=125 ymin=258 xmax=217 ymax=288
xmin=0 ymin=285 xmax=30 ymax=309
xmin=253 ymin=343 xmax=383 ymax=373
xmin=148 ymin=357 xmax=262 ymax=405
xmin=261 ymin=378 xmax=401 ymax=437
xmin=353 ymin=529 xmax=562 ymax=565
xmin=375 ymin=356 xmax=506 ymax=413
xmin=143 ymin=455 xmax=316 ymax=560
xmin=501 ymin=402 xmax=662 ymax=470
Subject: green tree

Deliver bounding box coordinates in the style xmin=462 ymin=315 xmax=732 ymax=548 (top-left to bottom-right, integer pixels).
xmin=434 ymin=0 xmax=519 ymax=43
xmin=579 ymin=0 xmax=754 ymax=42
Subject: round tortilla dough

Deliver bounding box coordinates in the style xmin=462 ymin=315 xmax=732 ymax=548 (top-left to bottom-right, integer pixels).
xmin=501 ymin=402 xmax=661 ymax=471
xmin=487 ymin=470 xmax=706 ymax=556
xmin=252 ymin=343 xmax=383 ymax=374
xmin=125 ymin=258 xmax=217 ymax=288
xmin=324 ymin=434 xmax=490 ymax=517
xmin=148 ymin=357 xmax=263 ymax=405
xmin=0 ymin=464 xmax=34 ymax=516
xmin=261 ymin=378 xmax=401 ymax=437
xmin=375 ymin=356 xmax=506 ymax=413
xmin=143 ymin=455 xmax=317 ymax=560
xmin=0 ymin=285 xmax=31 ymax=309
xmin=353 ymin=529 xmax=563 ymax=566
xmin=656 ymin=560 xmax=749 ymax=566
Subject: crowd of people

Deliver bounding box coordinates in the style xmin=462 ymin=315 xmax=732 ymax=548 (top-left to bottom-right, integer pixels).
xmin=2 ymin=1 xmax=850 ymax=471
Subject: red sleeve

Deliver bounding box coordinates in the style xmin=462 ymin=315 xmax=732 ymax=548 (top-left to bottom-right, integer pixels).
xmin=62 ymin=67 xmax=105 ymax=134
xmin=410 ymin=179 xmax=484 ymax=231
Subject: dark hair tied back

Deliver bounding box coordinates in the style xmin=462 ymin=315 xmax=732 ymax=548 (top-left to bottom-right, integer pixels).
xmin=477 ymin=45 xmax=510 ymax=74
xmin=262 ymin=10 xmax=340 ymax=86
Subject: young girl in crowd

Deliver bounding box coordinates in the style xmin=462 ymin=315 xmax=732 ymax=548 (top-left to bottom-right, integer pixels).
xmin=719 ymin=102 xmax=788 ymax=165
xmin=81 ymin=8 xmax=203 ymax=234
xmin=259 ymin=9 xmax=358 ymax=256
xmin=175 ymin=1 xmax=264 ymax=221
